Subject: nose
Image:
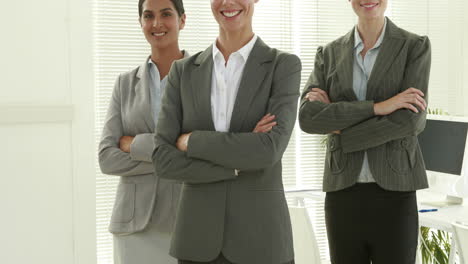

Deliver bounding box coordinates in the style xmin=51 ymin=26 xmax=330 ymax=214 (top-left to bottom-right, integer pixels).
xmin=152 ymin=18 xmax=162 ymax=28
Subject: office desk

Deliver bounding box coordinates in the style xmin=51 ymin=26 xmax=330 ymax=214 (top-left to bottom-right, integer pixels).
xmin=418 ymin=190 xmax=468 ymax=264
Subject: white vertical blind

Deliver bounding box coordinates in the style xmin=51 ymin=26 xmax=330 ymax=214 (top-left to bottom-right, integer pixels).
xmin=286 ymin=1 xmax=356 ymax=259
xmin=388 ymin=0 xmax=465 ymax=115
xmin=94 ymin=1 xmax=466 ymax=263
xmin=93 ymin=1 xmax=146 ymax=263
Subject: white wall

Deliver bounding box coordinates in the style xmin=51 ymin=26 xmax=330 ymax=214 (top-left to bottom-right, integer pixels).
xmin=0 ymin=0 xmax=95 ymax=263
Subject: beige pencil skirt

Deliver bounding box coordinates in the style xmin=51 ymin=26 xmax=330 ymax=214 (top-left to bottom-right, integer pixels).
xmin=113 ymin=181 xmax=179 ymax=264
xmin=113 ymin=230 xmax=175 ymax=264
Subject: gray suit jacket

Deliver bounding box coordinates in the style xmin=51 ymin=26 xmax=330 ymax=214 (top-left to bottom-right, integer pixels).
xmin=153 ymin=38 xmax=302 ymax=264
xmin=99 ymin=57 xmax=182 ymax=235
xmin=299 ymin=19 xmax=431 ymax=192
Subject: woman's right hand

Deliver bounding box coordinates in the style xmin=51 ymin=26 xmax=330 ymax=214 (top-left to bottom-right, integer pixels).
xmin=253 ymin=113 xmax=277 ymax=133
xmin=119 ymin=136 xmax=134 ymax=153
xmin=374 ymin=88 xmax=427 ymax=116
xmin=305 ymin=88 xmax=331 ymax=104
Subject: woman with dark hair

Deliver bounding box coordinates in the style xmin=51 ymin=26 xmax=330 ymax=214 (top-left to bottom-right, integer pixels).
xmin=299 ymin=0 xmax=431 ymax=263
xmin=99 ymin=1 xmax=276 ymax=263
xmin=98 ymin=0 xmax=187 ymax=263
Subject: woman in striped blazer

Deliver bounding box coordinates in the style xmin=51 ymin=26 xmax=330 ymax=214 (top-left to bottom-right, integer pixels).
xmin=299 ymin=0 xmax=431 ymax=263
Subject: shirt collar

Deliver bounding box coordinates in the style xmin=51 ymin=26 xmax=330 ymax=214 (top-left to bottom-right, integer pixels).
xmin=354 ymin=17 xmax=387 ymax=49
xmin=148 ymin=50 xmax=189 ymax=81
xmin=212 ymin=34 xmax=258 ymax=63
xmin=148 ymin=50 xmax=189 ymax=67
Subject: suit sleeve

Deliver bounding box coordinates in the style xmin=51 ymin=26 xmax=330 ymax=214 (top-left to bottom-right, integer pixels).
xmin=185 ymin=54 xmax=301 ymax=171
xmin=129 ymin=133 xmax=155 ymax=162
xmin=152 ymin=61 xmax=237 ymax=183
xmin=98 ymin=75 xmax=154 ymax=176
xmin=298 ymin=46 xmax=375 ymax=135
xmin=340 ymin=36 xmax=431 ymax=153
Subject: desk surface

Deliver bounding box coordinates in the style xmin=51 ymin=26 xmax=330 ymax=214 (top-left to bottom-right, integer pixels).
xmin=418 ymin=190 xmax=468 ymax=231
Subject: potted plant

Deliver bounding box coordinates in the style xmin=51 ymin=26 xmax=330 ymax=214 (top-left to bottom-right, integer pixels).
xmin=420 ymin=226 xmax=452 ymax=264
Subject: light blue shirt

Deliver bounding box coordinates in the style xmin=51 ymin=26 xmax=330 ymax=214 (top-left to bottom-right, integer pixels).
xmin=148 ymin=51 xmax=189 ymax=127
xmin=353 ymin=18 xmax=387 ymax=183
xmin=148 ymin=61 xmax=167 ymax=127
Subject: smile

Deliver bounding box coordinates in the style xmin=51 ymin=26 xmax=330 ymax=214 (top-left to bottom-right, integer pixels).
xmin=360 ymin=2 xmax=379 ymax=9
xmin=152 ymin=32 xmax=167 ymax=37
xmin=221 ymin=10 xmax=242 ymax=18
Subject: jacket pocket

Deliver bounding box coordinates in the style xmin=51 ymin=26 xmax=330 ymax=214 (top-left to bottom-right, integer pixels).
xmin=327 ymin=135 xmax=347 ymax=174
xmin=111 ymin=183 xmax=136 ymax=223
xmin=386 ymin=136 xmax=417 ymax=174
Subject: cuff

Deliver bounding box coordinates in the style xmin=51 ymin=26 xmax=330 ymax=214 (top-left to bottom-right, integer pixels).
xmin=129 ymin=133 xmax=155 ymax=162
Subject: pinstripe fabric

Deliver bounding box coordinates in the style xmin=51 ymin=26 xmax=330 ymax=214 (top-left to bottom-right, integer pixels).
xmin=352 ymin=18 xmax=387 ymax=183
xmin=298 ymin=18 xmax=431 ymax=192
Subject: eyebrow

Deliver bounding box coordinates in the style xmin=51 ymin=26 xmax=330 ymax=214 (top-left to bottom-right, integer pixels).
xmin=159 ymin=8 xmax=174 ymax=12
xmin=143 ymin=7 xmax=174 ymax=13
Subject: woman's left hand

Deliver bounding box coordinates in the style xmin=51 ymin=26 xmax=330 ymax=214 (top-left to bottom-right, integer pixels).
xmin=305 ymin=88 xmax=331 ymax=104
xmin=176 ymin=132 xmax=192 ymax=152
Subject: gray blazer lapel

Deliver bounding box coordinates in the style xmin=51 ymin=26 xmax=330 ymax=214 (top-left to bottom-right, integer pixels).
xmin=335 ymin=30 xmax=359 ymax=101
xmin=191 ymin=46 xmax=216 ymax=131
xmin=367 ymin=18 xmax=405 ymax=99
xmin=229 ymin=38 xmax=272 ymax=132
xmin=136 ymin=57 xmax=156 ymax=130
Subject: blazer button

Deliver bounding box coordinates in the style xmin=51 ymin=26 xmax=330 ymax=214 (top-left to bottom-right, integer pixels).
xmin=401 ymin=139 xmax=409 ymax=148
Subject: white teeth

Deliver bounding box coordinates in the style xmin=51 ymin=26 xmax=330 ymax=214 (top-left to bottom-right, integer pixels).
xmin=362 ymin=3 xmax=377 ymax=8
xmin=222 ymin=10 xmax=241 ymax=18
xmin=153 ymin=32 xmax=166 ymax=37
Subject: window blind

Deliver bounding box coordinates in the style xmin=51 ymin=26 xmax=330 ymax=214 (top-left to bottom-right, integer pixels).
xmin=388 ymin=0 xmax=465 ymax=115
xmin=93 ymin=1 xmax=147 ymax=263
xmin=94 ymin=1 xmax=466 ymax=263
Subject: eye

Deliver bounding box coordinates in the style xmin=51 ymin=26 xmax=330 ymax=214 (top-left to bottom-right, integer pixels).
xmin=162 ymin=12 xmax=172 ymax=17
xmin=143 ymin=13 xmax=154 ymax=19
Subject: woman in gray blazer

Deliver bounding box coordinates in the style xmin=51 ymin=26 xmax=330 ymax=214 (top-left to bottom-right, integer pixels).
xmin=98 ymin=1 xmax=276 ymax=263
xmin=152 ymin=0 xmax=301 ymax=263
xmin=299 ymin=0 xmax=431 ymax=263
xmin=98 ymin=0 xmax=188 ymax=263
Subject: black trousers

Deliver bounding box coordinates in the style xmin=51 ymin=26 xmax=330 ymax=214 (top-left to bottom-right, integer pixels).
xmin=178 ymin=253 xmax=295 ymax=264
xmin=325 ymin=183 xmax=419 ymax=264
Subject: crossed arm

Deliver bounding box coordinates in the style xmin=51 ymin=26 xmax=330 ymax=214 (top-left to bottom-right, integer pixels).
xmin=153 ymin=54 xmax=301 ymax=182
xmin=98 ymin=75 xmax=155 ymax=176
xmin=100 ymin=67 xmax=277 ymax=181
xmin=299 ymin=37 xmax=431 ymax=153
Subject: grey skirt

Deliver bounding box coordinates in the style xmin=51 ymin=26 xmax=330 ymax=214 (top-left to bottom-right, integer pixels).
xmin=113 ymin=181 xmax=179 ymax=264
xmin=113 ymin=228 xmax=176 ymax=264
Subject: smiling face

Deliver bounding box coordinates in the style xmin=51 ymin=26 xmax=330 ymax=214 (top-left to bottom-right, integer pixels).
xmin=139 ymin=0 xmax=185 ymax=49
xmin=349 ymin=0 xmax=387 ymax=20
xmin=210 ymin=0 xmax=258 ymax=35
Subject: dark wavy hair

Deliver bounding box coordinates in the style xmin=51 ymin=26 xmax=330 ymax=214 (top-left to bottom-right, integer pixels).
xmin=138 ymin=0 xmax=185 ymax=18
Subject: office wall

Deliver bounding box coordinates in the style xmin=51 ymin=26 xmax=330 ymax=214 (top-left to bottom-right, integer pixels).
xmin=0 ymin=0 xmax=95 ymax=263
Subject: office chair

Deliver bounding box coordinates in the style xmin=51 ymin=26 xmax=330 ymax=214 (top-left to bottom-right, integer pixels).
xmin=288 ymin=205 xmax=323 ymax=264
xmin=452 ymin=221 xmax=468 ymax=264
